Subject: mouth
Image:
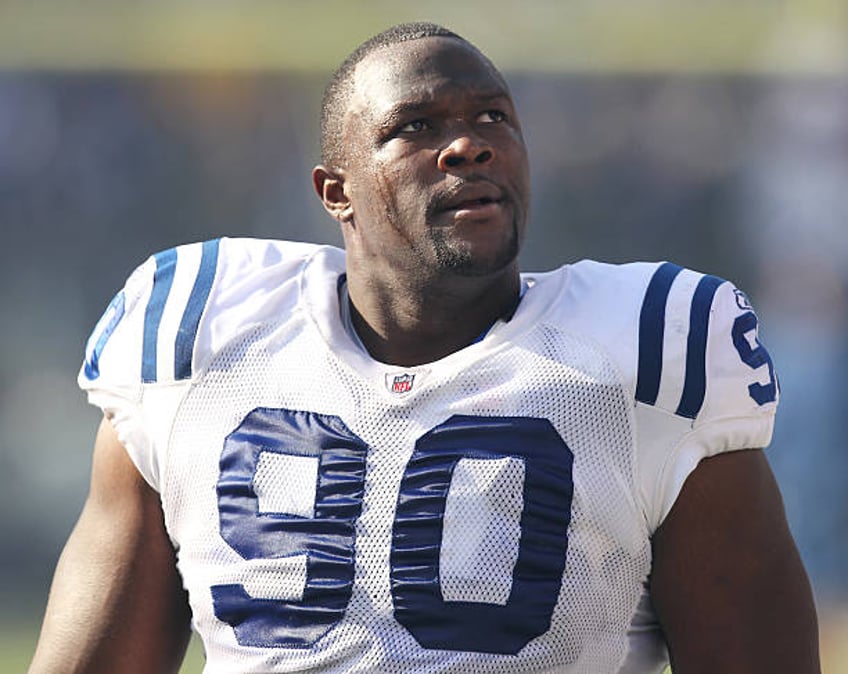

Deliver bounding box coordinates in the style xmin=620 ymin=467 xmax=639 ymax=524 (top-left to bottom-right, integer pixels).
xmin=450 ymin=196 xmax=501 ymax=212
xmin=434 ymin=182 xmax=507 ymax=218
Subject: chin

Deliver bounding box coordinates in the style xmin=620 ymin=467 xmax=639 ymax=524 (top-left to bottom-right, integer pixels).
xmin=433 ymin=230 xmax=520 ymax=278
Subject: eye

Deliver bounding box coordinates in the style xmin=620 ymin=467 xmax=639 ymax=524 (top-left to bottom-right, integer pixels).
xmin=478 ymin=109 xmax=507 ymax=124
xmin=398 ymin=119 xmax=429 ymax=134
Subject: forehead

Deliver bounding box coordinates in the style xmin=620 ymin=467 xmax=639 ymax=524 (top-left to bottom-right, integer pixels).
xmin=350 ymin=37 xmax=510 ymax=119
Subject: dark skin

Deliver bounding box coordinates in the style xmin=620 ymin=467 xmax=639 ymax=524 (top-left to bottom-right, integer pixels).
xmin=653 ymin=449 xmax=819 ymax=672
xmin=29 ymin=417 xmax=192 ymax=674
xmin=313 ymin=37 xmax=530 ymax=366
xmin=31 ymin=36 xmax=820 ymax=673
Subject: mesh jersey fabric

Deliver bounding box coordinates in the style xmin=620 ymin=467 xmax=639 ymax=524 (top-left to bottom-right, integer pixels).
xmin=79 ymin=238 xmax=778 ymax=673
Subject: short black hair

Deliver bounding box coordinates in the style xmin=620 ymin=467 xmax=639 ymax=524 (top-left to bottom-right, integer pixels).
xmin=319 ymin=22 xmax=470 ymax=167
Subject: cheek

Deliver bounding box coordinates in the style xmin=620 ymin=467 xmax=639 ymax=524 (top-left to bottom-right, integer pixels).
xmin=371 ymin=169 xmax=401 ymax=228
xmin=375 ymin=163 xmax=424 ymax=225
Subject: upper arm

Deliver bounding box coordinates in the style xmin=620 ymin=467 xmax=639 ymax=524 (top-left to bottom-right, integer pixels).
xmin=643 ymin=277 xmax=819 ymax=671
xmin=29 ymin=417 xmax=191 ymax=674
xmin=650 ymin=448 xmax=820 ymax=674
xmin=31 ymin=242 xmax=239 ymax=672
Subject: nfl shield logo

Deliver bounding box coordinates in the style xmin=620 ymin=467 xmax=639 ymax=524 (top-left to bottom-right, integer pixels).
xmin=390 ymin=373 xmax=415 ymax=394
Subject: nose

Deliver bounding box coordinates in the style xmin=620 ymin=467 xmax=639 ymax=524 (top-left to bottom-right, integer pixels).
xmin=437 ymin=133 xmax=495 ymax=171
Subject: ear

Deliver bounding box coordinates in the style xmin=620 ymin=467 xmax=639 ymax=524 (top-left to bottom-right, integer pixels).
xmin=312 ymin=165 xmax=354 ymax=224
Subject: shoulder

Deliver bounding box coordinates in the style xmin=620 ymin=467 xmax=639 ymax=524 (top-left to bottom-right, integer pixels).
xmin=529 ymin=259 xmax=777 ymax=423
xmin=80 ymin=238 xmax=340 ymax=389
xmin=576 ymin=259 xmax=779 ymax=531
xmin=77 ymin=238 xmax=343 ymax=490
xmin=526 ymin=259 xmax=670 ymax=339
xmin=624 ymin=261 xmax=778 ymax=425
xmin=526 ymin=260 xmax=779 ymax=528
xmin=523 ymin=260 xmax=678 ymax=395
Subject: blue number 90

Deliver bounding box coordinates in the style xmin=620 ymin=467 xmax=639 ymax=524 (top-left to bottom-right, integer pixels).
xmin=212 ymin=409 xmax=574 ymax=654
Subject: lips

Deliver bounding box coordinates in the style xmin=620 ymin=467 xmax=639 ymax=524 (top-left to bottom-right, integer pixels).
xmin=451 ymin=196 xmax=499 ymax=210
xmin=433 ymin=181 xmax=506 ymax=217
xmin=445 ymin=183 xmax=503 ymax=209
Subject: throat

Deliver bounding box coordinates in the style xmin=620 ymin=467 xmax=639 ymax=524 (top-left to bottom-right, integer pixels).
xmin=338 ymin=276 xmax=526 ymax=366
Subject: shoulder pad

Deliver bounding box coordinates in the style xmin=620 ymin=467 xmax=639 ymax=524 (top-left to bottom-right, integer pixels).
xmin=634 ymin=262 xmax=778 ymax=424
xmin=81 ymin=239 xmax=220 ymax=390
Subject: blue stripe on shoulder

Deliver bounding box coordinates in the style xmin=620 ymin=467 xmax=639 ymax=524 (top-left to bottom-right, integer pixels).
xmin=174 ymin=239 xmax=220 ymax=380
xmin=676 ymin=274 xmax=726 ymax=419
xmin=142 ymin=248 xmax=178 ymax=383
xmin=635 ymin=262 xmax=683 ymax=406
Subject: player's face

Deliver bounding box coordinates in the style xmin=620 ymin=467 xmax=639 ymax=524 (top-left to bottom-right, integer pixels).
xmin=341 ymin=37 xmax=531 ymax=278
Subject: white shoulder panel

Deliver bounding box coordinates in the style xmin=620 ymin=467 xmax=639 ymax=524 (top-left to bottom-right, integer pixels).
xmin=192 ymin=238 xmax=326 ymax=379
xmin=531 ymin=259 xmax=661 ymax=394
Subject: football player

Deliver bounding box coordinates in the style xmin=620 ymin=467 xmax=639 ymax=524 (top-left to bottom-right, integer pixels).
xmin=30 ymin=22 xmax=819 ymax=674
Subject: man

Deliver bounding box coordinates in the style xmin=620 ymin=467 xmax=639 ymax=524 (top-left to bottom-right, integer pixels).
xmin=30 ymin=22 xmax=819 ymax=674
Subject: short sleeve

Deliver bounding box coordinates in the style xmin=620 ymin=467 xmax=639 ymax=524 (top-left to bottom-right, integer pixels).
xmin=78 ymin=255 xmax=161 ymax=488
xmin=635 ymin=273 xmax=779 ymax=531
xmin=76 ymin=237 xmax=313 ymax=492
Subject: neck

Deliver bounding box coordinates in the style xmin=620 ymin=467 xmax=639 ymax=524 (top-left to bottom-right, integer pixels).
xmin=346 ymin=266 xmax=521 ymax=367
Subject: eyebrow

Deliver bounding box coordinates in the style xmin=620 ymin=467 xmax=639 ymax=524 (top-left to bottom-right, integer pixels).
xmin=377 ymin=91 xmax=512 ymax=130
xmin=377 ymin=102 xmax=431 ymax=130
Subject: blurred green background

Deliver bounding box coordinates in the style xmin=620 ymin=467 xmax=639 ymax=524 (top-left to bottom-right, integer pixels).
xmin=2 ymin=1 xmax=846 ymax=672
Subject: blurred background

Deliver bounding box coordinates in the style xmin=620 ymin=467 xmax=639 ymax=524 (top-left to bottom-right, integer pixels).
xmin=1 ymin=1 xmax=846 ymax=671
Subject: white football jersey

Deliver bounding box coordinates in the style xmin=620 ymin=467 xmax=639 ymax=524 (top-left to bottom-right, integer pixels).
xmin=79 ymin=238 xmax=778 ymax=674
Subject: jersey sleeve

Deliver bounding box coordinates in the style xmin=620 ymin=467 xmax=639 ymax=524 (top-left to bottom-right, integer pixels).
xmin=78 ymin=253 xmax=161 ymax=489
xmin=77 ymin=237 xmax=323 ymax=491
xmin=634 ymin=266 xmax=779 ymax=531
xmin=78 ymin=239 xmax=222 ymax=491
